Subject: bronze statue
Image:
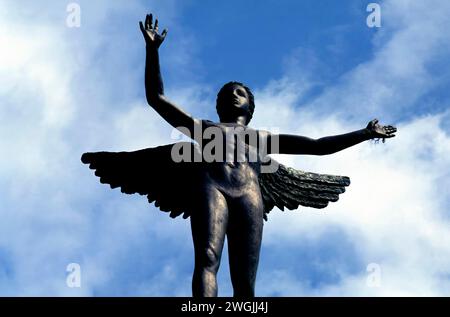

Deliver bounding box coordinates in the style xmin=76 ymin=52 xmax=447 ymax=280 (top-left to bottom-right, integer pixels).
xmin=81 ymin=14 xmax=397 ymax=297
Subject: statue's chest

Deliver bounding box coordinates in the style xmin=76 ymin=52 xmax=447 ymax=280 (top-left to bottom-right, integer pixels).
xmin=201 ymin=127 xmax=261 ymax=164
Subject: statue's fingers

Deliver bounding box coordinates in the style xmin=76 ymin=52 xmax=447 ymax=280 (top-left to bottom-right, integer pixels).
xmin=149 ymin=13 xmax=153 ymax=29
xmin=139 ymin=21 xmax=145 ymax=33
xmin=386 ymin=127 xmax=397 ymax=134
xmin=370 ymin=118 xmax=379 ymax=127
xmin=161 ymin=28 xmax=168 ymax=38
xmin=154 ymin=19 xmax=159 ymax=32
xmin=145 ymin=14 xmax=150 ymax=29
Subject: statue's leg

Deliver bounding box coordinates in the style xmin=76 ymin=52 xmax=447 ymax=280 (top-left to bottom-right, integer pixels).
xmin=190 ymin=185 xmax=229 ymax=297
xmin=227 ymin=190 xmax=264 ymax=297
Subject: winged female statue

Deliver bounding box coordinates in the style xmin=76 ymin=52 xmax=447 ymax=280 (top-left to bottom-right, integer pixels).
xmin=81 ymin=14 xmax=397 ymax=297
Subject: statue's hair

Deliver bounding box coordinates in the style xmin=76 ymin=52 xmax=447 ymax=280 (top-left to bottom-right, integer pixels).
xmin=216 ymin=81 xmax=255 ymax=124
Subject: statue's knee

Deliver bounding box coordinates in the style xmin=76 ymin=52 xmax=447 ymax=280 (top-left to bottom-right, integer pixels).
xmin=198 ymin=247 xmax=220 ymax=271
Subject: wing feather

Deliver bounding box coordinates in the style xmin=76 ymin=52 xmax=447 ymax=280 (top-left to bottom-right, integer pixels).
xmin=81 ymin=143 xmax=201 ymax=219
xmin=259 ymin=159 xmax=350 ymax=219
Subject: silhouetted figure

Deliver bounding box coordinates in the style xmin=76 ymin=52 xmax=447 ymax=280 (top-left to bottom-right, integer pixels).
xmin=81 ymin=14 xmax=397 ymax=297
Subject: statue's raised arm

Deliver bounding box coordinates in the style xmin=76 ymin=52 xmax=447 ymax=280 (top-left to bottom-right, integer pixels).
xmin=139 ymin=14 xmax=201 ymax=138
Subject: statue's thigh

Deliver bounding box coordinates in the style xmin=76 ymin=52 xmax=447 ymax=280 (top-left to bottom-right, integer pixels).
xmin=190 ymin=185 xmax=229 ymax=253
xmin=227 ymin=191 xmax=264 ymax=258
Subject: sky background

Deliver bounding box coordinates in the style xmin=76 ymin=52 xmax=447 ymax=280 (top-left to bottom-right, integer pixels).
xmin=1 ymin=0 xmax=450 ymax=296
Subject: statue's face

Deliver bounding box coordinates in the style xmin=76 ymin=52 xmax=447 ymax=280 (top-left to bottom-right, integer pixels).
xmin=228 ymin=84 xmax=250 ymax=110
xmin=217 ymin=82 xmax=253 ymax=124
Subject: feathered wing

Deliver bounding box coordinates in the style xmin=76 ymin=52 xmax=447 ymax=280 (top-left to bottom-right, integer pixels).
xmin=81 ymin=142 xmax=202 ymax=219
xmin=82 ymin=145 xmax=349 ymax=220
xmin=258 ymin=159 xmax=350 ymax=220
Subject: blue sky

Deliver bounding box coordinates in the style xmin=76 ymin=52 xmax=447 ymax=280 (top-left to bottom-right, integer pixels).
xmin=1 ymin=0 xmax=450 ymax=296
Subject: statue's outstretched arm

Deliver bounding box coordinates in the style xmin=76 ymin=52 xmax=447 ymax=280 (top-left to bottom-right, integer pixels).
xmin=140 ymin=14 xmax=200 ymax=138
xmin=268 ymin=119 xmax=397 ymax=155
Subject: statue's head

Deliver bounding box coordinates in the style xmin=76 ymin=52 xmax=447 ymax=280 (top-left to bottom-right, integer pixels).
xmin=216 ymin=81 xmax=255 ymax=125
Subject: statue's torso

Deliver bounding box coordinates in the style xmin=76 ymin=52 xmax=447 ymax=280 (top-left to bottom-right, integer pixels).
xmin=199 ymin=121 xmax=267 ymax=198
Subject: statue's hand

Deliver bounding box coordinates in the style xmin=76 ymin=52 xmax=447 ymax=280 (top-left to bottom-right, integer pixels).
xmin=366 ymin=119 xmax=397 ymax=141
xmin=139 ymin=13 xmax=168 ymax=48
